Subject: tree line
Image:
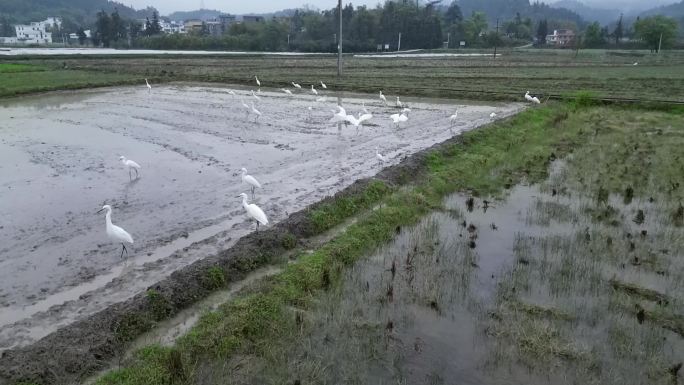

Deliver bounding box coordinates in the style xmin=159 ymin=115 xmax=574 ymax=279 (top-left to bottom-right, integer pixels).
xmin=85 ymin=1 xmax=680 ymax=52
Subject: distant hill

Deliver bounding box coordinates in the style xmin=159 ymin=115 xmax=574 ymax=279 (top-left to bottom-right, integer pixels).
xmin=166 ymin=8 xmax=298 ymax=22
xmin=640 ymin=0 xmax=684 ymax=18
xmin=550 ymin=0 xmax=620 ymax=24
xmin=639 ymin=0 xmax=684 ymax=37
xmin=0 ymin=0 xmax=156 ymax=29
xmin=457 ymin=0 xmax=585 ymax=27
xmin=166 ymin=9 xmax=222 ymax=22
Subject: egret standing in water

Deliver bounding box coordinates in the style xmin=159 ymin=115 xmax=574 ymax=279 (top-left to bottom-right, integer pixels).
xmin=320 ymin=81 xmax=327 ymax=89
xmin=241 ymin=99 xmax=251 ymax=119
xmin=449 ymin=111 xmax=458 ymax=126
xmin=375 ymin=147 xmax=388 ymax=163
xmin=396 ymin=97 xmax=404 ymax=108
xmin=97 ymin=205 xmax=133 ymax=259
xmin=119 ymin=156 xmax=141 ymax=180
xmin=250 ymin=102 xmax=262 ymax=122
xmin=379 ymin=91 xmax=387 ymax=105
xmin=241 ymin=168 xmax=262 ymax=198
xmin=145 ymin=79 xmax=151 ymax=93
xmin=390 ymin=112 xmax=408 ymax=128
xmin=237 ymin=193 xmax=268 ymax=231
xmin=490 ymin=112 xmax=497 ymax=118
xmin=292 ymin=82 xmax=302 ymax=90
xmin=311 ymin=85 xmax=318 ymax=96
xmin=255 ymin=75 xmax=261 ymax=87
xmin=281 ymin=88 xmax=293 ymax=96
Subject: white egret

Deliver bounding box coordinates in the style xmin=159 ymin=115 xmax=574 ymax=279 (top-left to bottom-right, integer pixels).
xmin=311 ymin=85 xmax=318 ymax=95
xmin=375 ymin=147 xmax=388 ymax=163
xmin=119 ymin=156 xmax=141 ymax=180
xmin=379 ymin=91 xmax=387 ymax=105
xmin=320 ymin=81 xmax=327 ymax=89
xmin=345 ymin=112 xmax=372 ymax=130
xmin=524 ymin=91 xmax=540 ymax=104
xmin=97 ymin=205 xmax=133 ymax=259
xmin=145 ymin=79 xmax=151 ymax=93
xmin=633 ymin=62 xmax=638 ymax=66
xmin=251 ymin=102 xmax=262 ymax=122
xmin=490 ymin=112 xmax=497 ymax=118
xmin=281 ymin=88 xmax=293 ymax=95
xmin=251 ymin=90 xmax=261 ymax=102
xmin=240 ymin=168 xmax=262 ymax=198
xmin=396 ymin=97 xmax=404 ymax=108
xmin=390 ymin=112 xmax=408 ymax=128
xmin=292 ymin=82 xmax=302 ymax=89
xmin=449 ymin=111 xmax=458 ymax=126
xmin=255 ymin=75 xmax=261 ymax=87
xmin=241 ymin=99 xmax=251 ymax=119
xmin=330 ymin=105 xmax=348 ymax=124
xmin=237 ymin=193 xmax=268 ymax=231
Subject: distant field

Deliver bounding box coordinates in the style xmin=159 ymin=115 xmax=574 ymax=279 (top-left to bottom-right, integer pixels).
xmin=2 ymin=48 xmax=684 ymax=102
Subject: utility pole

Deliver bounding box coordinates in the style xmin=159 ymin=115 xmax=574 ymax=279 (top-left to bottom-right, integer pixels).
xmin=337 ymin=0 xmax=342 ymax=77
xmin=493 ymin=18 xmax=499 ymax=59
xmin=658 ymin=32 xmax=663 ymax=53
xmin=398 ymin=32 xmax=402 ymax=51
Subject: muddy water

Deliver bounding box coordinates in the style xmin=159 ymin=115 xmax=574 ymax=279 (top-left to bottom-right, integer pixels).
xmin=0 ymin=84 xmax=523 ymax=350
xmin=247 ymin=162 xmax=684 ymax=384
xmin=228 ymin=185 xmax=575 ymax=384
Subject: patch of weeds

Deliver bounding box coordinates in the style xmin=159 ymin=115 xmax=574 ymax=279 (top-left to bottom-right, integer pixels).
xmin=308 ymin=180 xmax=391 ymax=234
xmin=113 ymin=313 xmax=154 ymax=344
xmin=509 ymin=300 xmax=575 ymax=321
xmin=633 ymin=209 xmax=645 ymax=225
xmin=609 ymin=279 xmax=670 ymax=305
xmin=203 ymin=266 xmax=226 ymax=290
xmin=281 ymin=233 xmax=297 ymax=250
xmin=147 ymin=289 xmax=173 ymax=322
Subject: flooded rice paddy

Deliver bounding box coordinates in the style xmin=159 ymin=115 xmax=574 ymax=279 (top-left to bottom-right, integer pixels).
xmin=0 ymin=83 xmax=522 ymax=350
xmin=219 ymin=159 xmax=684 ymax=385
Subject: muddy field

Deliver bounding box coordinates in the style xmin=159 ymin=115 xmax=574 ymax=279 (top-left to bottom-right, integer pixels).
xmin=0 ymin=83 xmax=522 ymax=350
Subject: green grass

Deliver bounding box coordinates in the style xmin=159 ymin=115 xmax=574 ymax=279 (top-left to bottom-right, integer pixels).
xmin=5 ymin=48 xmax=684 ymax=102
xmin=0 ymin=63 xmax=45 ymax=73
xmin=0 ymin=69 xmax=139 ymax=98
xmin=94 ymin=101 xmax=592 ymax=385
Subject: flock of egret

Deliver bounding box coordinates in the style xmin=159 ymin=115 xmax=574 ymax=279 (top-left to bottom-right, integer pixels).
xmin=100 ymin=78 xmax=542 ymax=259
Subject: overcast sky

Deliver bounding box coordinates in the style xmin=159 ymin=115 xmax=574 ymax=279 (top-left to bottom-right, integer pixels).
xmin=124 ymin=0 xmax=676 ymax=16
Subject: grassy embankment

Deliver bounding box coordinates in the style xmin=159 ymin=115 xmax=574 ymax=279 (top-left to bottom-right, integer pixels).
xmin=92 ymin=98 xmax=612 ymax=384
xmin=0 ymin=62 xmax=137 ymax=98
xmin=3 ymin=49 xmax=684 ymax=102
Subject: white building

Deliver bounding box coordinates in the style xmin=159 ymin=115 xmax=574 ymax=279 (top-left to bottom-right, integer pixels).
xmin=14 ymin=18 xmax=62 ymax=45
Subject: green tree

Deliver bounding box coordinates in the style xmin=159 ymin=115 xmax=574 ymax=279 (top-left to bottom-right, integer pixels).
xmin=94 ymin=9 xmax=111 ymax=47
xmin=463 ymin=11 xmax=487 ymax=44
xmin=110 ymin=9 xmax=126 ymax=42
xmin=613 ymin=13 xmax=623 ymax=45
xmin=0 ymin=15 xmax=15 ymax=37
xmin=444 ymin=1 xmax=463 ymax=25
xmin=584 ymin=22 xmax=604 ymax=48
xmin=634 ymin=15 xmax=678 ymax=52
xmin=536 ymin=19 xmax=548 ymax=44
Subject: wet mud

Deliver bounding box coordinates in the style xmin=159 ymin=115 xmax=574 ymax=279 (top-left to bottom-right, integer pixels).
xmin=0 ymin=84 xmax=523 ymax=384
